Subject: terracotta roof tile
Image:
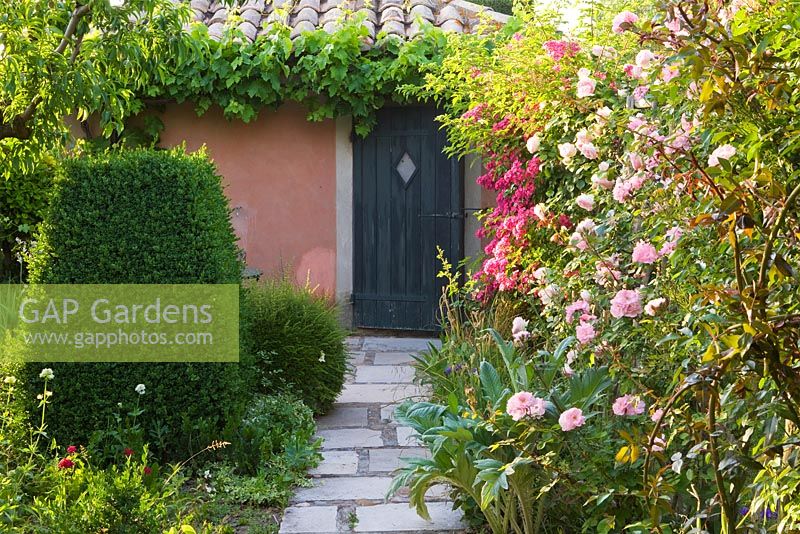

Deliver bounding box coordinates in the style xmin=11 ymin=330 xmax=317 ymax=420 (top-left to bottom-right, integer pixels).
xmin=185 ymin=0 xmax=507 ymax=42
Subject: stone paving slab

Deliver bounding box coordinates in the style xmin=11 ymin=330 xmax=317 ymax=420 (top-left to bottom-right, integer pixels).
xmin=372 ymin=352 xmax=418 ymax=366
xmin=355 ymin=365 xmax=415 ymax=384
xmin=291 ymin=476 xmax=393 ymax=502
xmin=317 ymin=428 xmax=383 ymax=449
xmin=279 ymin=505 xmax=339 ymax=533
xmin=396 ymin=426 xmax=420 ymax=446
xmin=348 ymin=351 xmax=367 ymax=365
xmin=336 ymin=384 xmax=427 ymax=404
xmin=281 ymin=336 xmax=462 ymax=533
xmin=367 ymin=448 xmax=430 ymax=473
xmin=317 ymin=407 xmax=369 ymax=429
xmin=354 ymin=502 xmax=465 ymax=532
xmin=310 ymin=451 xmax=360 ymax=476
xmin=362 ymin=338 xmax=440 ymax=352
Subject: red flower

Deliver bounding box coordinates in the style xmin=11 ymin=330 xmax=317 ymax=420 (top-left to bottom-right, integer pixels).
xmin=123 ymin=448 xmax=134 ymax=457
xmin=58 ymin=457 xmax=74 ymax=469
xmin=66 ymin=445 xmax=77 ymax=454
xmin=143 ymin=466 xmax=153 ymax=475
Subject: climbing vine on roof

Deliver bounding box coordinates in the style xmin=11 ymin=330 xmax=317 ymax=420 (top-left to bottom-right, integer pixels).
xmin=142 ymin=14 xmax=450 ymax=136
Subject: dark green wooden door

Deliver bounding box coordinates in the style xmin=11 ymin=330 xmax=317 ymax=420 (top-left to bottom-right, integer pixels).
xmin=353 ymin=106 xmax=463 ymax=331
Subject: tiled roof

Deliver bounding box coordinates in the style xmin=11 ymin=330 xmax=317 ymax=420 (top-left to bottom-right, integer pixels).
xmin=185 ymin=0 xmax=509 ymax=43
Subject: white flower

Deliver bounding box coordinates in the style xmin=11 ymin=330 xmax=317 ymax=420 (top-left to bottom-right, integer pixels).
xmin=539 ymin=284 xmax=561 ymax=306
xmin=558 ymin=143 xmax=577 ymax=160
xmin=3 ymin=376 xmax=17 ymax=385
xmin=135 ymin=383 xmax=146 ymax=396
xmin=670 ymin=452 xmax=683 ymax=474
xmin=526 ymin=134 xmax=541 ymax=154
xmin=318 ymin=351 xmax=326 ymax=363
xmin=595 ymin=107 xmax=612 ymax=122
xmin=532 ymin=267 xmax=549 ymax=282
xmin=598 ymin=161 xmax=610 ymax=173
xmin=39 ymin=368 xmax=54 ymax=380
xmin=109 ymin=0 xmax=125 ymax=6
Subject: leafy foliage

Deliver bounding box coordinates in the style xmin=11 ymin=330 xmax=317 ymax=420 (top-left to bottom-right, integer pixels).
xmin=242 ymin=279 xmax=347 ymax=415
xmin=403 ymin=0 xmax=800 ymax=531
xmin=21 ymin=148 xmax=249 ymax=459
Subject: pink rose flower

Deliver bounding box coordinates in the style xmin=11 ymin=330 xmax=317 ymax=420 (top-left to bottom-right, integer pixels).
xmin=575 ymin=321 xmax=596 ymax=344
xmin=511 ymin=316 xmax=530 ymax=342
xmin=628 ymin=152 xmax=645 ymax=170
xmin=644 ymin=297 xmax=667 ymax=316
xmin=635 ymin=49 xmax=656 ymax=69
xmin=612 ymin=394 xmax=646 ymax=416
xmin=576 ymin=194 xmax=595 ymax=211
xmin=612 ymin=11 xmax=639 ymax=33
xmin=577 ymin=142 xmax=599 ymax=159
xmin=592 ymin=173 xmax=615 ymax=190
xmin=651 ymin=435 xmax=666 ymax=452
xmin=610 ymin=289 xmax=643 ymax=318
xmin=576 ymin=76 xmax=597 ymax=98
xmin=565 ymin=299 xmax=591 ymax=324
xmin=506 ymin=391 xmax=547 ymax=421
xmin=632 ymin=240 xmax=659 ymax=264
xmin=708 ymin=144 xmax=737 ymax=167
xmin=559 ymin=407 xmax=586 ymax=431
xmin=661 ymin=64 xmax=680 ymax=83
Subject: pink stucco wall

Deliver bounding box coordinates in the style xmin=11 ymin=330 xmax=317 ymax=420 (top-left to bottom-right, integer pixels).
xmin=157 ymin=103 xmax=337 ymax=295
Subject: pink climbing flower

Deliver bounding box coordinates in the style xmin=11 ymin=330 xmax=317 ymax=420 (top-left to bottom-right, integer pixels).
xmin=576 ymin=194 xmax=595 ymax=211
xmin=644 ymin=297 xmax=667 ymax=316
xmin=559 ymin=407 xmax=586 ymax=431
xmin=635 ymin=50 xmax=656 ymax=69
xmin=610 ymin=289 xmax=643 ymax=318
xmin=708 ymin=144 xmax=737 ymax=167
xmin=565 ymin=299 xmax=591 ymax=324
xmin=511 ymin=316 xmax=530 ymax=342
xmin=612 ymin=394 xmax=646 ymax=416
xmin=651 ymin=408 xmax=665 ymax=423
xmin=575 ymin=322 xmax=596 ymax=344
xmin=558 ymin=143 xmax=577 ymax=160
xmin=632 ymin=240 xmax=659 ymax=264
xmin=576 ymin=76 xmax=597 ymax=98
xmin=612 ymin=11 xmax=639 ymax=33
xmin=506 ymin=391 xmax=546 ymax=421
xmin=662 ymin=64 xmax=680 ymax=83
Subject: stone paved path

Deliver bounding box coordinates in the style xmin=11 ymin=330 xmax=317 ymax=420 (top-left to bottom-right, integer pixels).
xmin=278 ymin=336 xmax=466 ymax=534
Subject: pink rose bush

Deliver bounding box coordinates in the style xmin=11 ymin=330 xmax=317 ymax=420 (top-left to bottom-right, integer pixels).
xmin=398 ymin=3 xmax=800 ymax=531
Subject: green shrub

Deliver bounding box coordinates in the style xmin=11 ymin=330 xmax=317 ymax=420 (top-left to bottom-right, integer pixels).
xmin=243 ymin=280 xmax=347 ymax=415
xmin=22 ymin=148 xmax=249 ymax=459
xmin=224 ymin=394 xmax=319 ymax=476
xmin=31 ymin=448 xmax=186 ymax=534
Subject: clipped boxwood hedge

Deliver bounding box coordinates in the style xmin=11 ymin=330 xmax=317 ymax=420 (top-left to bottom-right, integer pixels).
xmin=23 ymin=148 xmax=250 ymax=458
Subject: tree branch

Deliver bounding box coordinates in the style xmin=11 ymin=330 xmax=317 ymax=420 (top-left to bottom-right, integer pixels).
xmin=0 ymin=3 xmax=91 ymax=141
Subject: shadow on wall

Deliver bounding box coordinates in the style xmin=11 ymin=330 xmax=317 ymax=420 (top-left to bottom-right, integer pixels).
xmin=232 ymin=205 xmax=335 ymax=296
